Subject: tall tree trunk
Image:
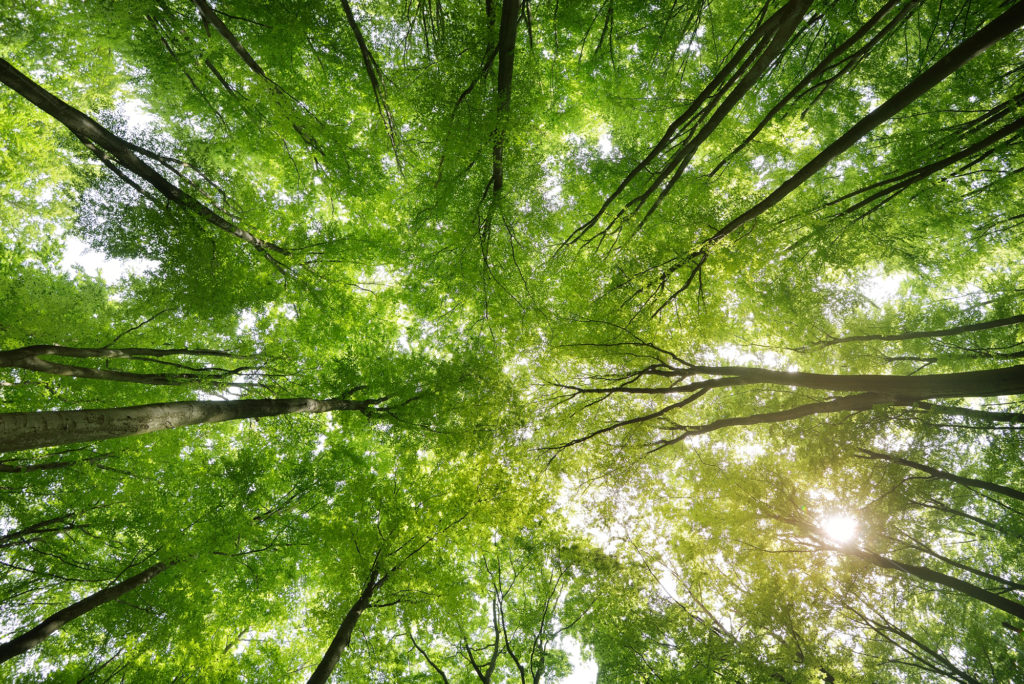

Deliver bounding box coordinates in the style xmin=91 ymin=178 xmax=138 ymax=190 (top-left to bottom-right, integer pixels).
xmin=903 ymin=539 xmax=1024 ymax=593
xmin=0 ymin=562 xmax=169 ymax=664
xmin=306 ymin=568 xmax=386 ymax=684
xmin=584 ymin=362 xmax=1024 ymax=399
xmin=490 ymin=0 xmax=520 ymax=196
xmin=339 ymin=0 xmax=399 ymax=158
xmin=565 ymin=362 xmax=1024 ymax=448
xmin=845 ymin=605 xmax=984 ymax=684
xmin=0 ymin=512 xmax=78 ymax=548
xmin=191 ymin=0 xmax=268 ymax=79
xmin=571 ymin=0 xmax=811 ymax=242
xmin=844 ymin=547 xmax=1024 ymax=621
xmin=0 ymin=58 xmax=289 ymax=269
xmin=807 ymin=313 xmax=1024 ymax=349
xmin=0 ymin=345 xmax=248 ymax=386
xmin=0 ymin=397 xmax=379 ymax=453
xmin=0 ymin=451 xmax=112 ymax=473
xmin=712 ymin=0 xmax=917 ymax=176
xmin=705 ymin=1 xmax=1024 ymax=244
xmin=686 ymin=363 xmax=1024 ymax=397
xmin=857 ymin=447 xmax=1024 ymax=503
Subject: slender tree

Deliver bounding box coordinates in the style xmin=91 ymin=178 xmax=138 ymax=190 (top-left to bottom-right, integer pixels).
xmin=306 ymin=564 xmax=388 ymax=684
xmin=0 ymin=562 xmax=170 ymax=664
xmin=0 ymin=344 xmax=253 ymax=386
xmin=558 ymin=358 xmax=1024 ymax=448
xmin=0 ymin=58 xmax=290 ymax=271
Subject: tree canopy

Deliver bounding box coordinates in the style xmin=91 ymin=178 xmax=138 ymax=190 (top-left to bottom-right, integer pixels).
xmin=2 ymin=0 xmax=1023 ymax=681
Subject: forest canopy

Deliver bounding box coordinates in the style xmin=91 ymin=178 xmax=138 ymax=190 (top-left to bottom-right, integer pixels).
xmin=2 ymin=0 xmax=1024 ymax=681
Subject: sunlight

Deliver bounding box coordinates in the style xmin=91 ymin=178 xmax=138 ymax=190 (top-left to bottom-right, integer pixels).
xmin=819 ymin=514 xmax=858 ymax=544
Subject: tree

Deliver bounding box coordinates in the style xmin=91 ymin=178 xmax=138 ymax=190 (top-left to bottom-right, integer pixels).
xmin=0 ymin=58 xmax=292 ymax=273
xmin=3 ymin=0 xmax=1024 ymax=680
xmin=0 ymin=344 xmax=255 ymax=386
xmin=0 ymin=562 xmax=171 ymax=664
xmin=0 ymin=395 xmax=386 ymax=452
xmin=553 ymin=347 xmax=1024 ymax=449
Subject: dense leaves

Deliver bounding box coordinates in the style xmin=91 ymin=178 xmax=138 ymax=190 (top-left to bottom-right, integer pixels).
xmin=2 ymin=0 xmax=1023 ymax=681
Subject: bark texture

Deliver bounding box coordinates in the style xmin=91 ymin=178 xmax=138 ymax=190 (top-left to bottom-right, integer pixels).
xmin=0 ymin=397 xmax=378 ymax=453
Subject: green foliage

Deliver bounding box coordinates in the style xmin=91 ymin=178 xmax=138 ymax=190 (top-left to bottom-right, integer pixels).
xmin=2 ymin=0 xmax=1024 ymax=681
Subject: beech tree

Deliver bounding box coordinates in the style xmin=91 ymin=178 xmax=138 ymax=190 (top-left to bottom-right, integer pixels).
xmin=2 ymin=0 xmax=1023 ymax=681
xmin=0 ymin=395 xmax=387 ymax=452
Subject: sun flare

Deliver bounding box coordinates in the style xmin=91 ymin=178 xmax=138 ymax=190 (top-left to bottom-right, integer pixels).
xmin=820 ymin=514 xmax=858 ymax=544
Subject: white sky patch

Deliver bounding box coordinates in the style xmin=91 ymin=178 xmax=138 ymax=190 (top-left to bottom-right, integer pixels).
xmin=675 ymin=39 xmax=701 ymax=56
xmin=236 ymin=309 xmax=257 ymax=335
xmin=708 ymin=342 xmax=786 ymax=369
xmin=120 ymin=98 xmax=159 ymax=133
xmin=561 ymin=635 xmax=599 ymax=683
xmin=543 ymin=172 xmax=564 ymax=209
xmin=733 ymin=442 xmax=765 ymax=464
xmin=60 ymin=235 xmax=157 ymax=283
xmin=597 ymin=131 xmax=614 ymax=158
xmin=859 ymin=270 xmax=907 ymax=304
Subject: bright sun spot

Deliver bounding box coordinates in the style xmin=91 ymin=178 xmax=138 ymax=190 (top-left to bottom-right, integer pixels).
xmin=819 ymin=513 xmax=858 ymax=543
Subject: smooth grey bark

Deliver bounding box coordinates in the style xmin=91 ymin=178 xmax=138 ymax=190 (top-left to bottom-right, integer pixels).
xmin=573 ymin=363 xmax=1024 ymax=398
xmin=562 ymin=363 xmax=1024 ymax=448
xmin=0 ymin=562 xmax=169 ymax=664
xmin=846 ymin=547 xmax=1024 ymax=621
xmin=672 ymin=363 xmax=1024 ymax=398
xmin=0 ymin=397 xmax=380 ymax=453
xmin=903 ymin=538 xmax=1024 ymax=593
xmin=805 ymin=313 xmax=1024 ymax=349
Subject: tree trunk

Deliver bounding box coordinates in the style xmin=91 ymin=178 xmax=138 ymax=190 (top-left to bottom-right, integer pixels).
xmin=0 ymin=512 xmax=77 ymax=548
xmin=0 ymin=397 xmax=378 ymax=453
xmin=571 ymin=0 xmax=811 ymax=242
xmin=0 ymin=451 xmax=111 ymax=473
xmin=306 ymin=568 xmax=385 ymax=684
xmin=191 ymin=0 xmax=268 ymax=79
xmin=846 ymin=547 xmax=1024 ymax=621
xmin=339 ymin=0 xmax=399 ymax=157
xmin=905 ymin=539 xmax=1024 ymax=592
xmin=681 ymin=363 xmax=1024 ymax=398
xmin=566 ymin=362 xmax=1024 ymax=448
xmin=706 ymin=1 xmax=1024 ymax=244
xmin=712 ymin=0 xmax=914 ymax=176
xmin=490 ymin=0 xmax=520 ymax=195
xmin=0 ymin=562 xmax=169 ymax=664
xmin=0 ymin=58 xmax=288 ymax=266
xmin=808 ymin=313 xmax=1024 ymax=349
xmin=857 ymin=447 xmax=1024 ymax=503
xmin=0 ymin=345 xmax=247 ymax=386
